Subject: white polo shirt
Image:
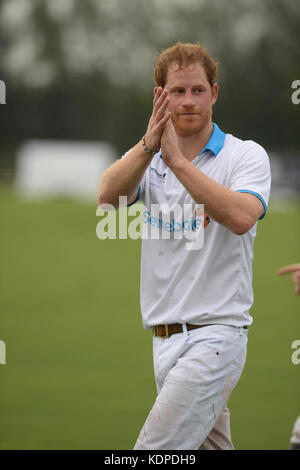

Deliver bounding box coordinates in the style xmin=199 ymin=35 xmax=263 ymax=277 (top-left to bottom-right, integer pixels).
xmin=125 ymin=123 xmax=271 ymax=329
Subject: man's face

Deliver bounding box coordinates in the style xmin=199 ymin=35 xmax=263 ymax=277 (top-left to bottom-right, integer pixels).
xmin=163 ymin=62 xmax=218 ymax=137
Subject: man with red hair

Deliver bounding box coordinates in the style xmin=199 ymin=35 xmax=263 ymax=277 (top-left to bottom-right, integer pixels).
xmin=98 ymin=42 xmax=271 ymax=450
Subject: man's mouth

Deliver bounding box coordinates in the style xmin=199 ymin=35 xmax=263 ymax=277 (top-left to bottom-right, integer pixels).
xmin=179 ymin=112 xmax=200 ymax=115
xmin=179 ymin=113 xmax=200 ymax=118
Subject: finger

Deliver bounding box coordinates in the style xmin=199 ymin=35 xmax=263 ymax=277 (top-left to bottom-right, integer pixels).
xmin=148 ymin=96 xmax=169 ymax=132
xmin=276 ymin=263 xmax=300 ymax=276
xmin=293 ymin=274 xmax=300 ymax=294
xmin=156 ymin=95 xmax=170 ymax=121
xmin=160 ymin=110 xmax=171 ymax=125
xmin=153 ymin=88 xmax=168 ymax=114
xmin=153 ymin=87 xmax=162 ymax=103
xmin=152 ymin=111 xmax=171 ymax=134
xmin=292 ymin=271 xmax=300 ymax=282
xmin=153 ymin=87 xmax=164 ymax=108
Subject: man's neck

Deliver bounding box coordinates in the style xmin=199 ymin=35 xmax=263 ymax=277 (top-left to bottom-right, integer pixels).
xmin=177 ymin=122 xmax=214 ymax=162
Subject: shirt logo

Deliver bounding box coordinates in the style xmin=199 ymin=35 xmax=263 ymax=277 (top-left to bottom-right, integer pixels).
xmin=195 ymin=205 xmax=210 ymax=228
xmin=143 ymin=204 xmax=210 ymax=234
xmin=149 ymin=167 xmax=166 ymax=187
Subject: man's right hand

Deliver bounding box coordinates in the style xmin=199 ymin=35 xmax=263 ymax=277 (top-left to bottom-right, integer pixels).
xmin=144 ymin=87 xmax=171 ymax=153
xmin=98 ymin=88 xmax=170 ymax=208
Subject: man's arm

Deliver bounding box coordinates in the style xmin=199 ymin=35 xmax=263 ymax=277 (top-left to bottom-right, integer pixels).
xmin=169 ymin=159 xmax=263 ymax=235
xmin=161 ymin=119 xmax=264 ymax=235
xmin=97 ymin=142 xmax=151 ymax=209
xmin=98 ymin=87 xmax=171 ymax=209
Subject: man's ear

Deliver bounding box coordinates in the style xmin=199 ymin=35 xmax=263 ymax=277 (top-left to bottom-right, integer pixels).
xmin=211 ymin=83 xmax=218 ymax=105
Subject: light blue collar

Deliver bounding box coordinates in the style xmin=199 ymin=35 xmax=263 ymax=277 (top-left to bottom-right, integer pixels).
xmin=159 ymin=122 xmax=225 ymax=159
xmin=199 ymin=122 xmax=226 ymax=157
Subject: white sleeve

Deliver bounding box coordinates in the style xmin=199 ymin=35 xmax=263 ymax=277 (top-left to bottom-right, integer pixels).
xmin=229 ymin=141 xmax=271 ymax=219
xmin=121 ymin=149 xmax=145 ymax=204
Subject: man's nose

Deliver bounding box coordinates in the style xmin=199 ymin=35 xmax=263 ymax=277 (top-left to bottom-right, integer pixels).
xmin=182 ymin=91 xmax=195 ymax=107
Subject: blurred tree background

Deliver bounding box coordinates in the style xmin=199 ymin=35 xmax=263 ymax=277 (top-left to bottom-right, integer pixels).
xmin=0 ymin=0 xmax=299 ymax=179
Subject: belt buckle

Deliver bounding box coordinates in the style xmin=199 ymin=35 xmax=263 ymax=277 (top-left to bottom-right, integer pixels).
xmin=162 ymin=324 xmax=169 ymax=338
xmin=155 ymin=324 xmax=169 ymax=338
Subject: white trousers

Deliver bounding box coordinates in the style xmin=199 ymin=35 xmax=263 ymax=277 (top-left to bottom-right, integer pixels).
xmin=134 ymin=324 xmax=248 ymax=450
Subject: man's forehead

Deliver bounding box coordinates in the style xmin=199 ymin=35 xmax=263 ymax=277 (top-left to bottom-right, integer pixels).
xmin=166 ymin=61 xmax=208 ymax=85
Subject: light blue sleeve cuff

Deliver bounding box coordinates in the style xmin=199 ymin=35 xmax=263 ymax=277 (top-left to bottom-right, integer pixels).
xmin=127 ymin=185 xmax=141 ymax=207
xmin=236 ymin=190 xmax=267 ymax=220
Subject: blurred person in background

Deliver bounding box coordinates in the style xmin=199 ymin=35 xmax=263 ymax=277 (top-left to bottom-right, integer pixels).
xmin=98 ymin=42 xmax=271 ymax=450
xmin=277 ymin=263 xmax=300 ymax=450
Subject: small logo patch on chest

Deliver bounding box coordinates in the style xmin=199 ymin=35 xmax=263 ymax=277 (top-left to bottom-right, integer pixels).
xmin=149 ymin=167 xmax=166 ymax=187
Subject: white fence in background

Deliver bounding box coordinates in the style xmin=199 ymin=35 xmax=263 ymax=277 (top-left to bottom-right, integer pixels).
xmin=14 ymin=140 xmax=115 ymax=202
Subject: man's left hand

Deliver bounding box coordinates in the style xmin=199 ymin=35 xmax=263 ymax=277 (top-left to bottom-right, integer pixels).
xmin=161 ymin=118 xmax=184 ymax=168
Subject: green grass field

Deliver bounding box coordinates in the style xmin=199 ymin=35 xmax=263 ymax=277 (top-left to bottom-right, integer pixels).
xmin=0 ymin=187 xmax=299 ymax=449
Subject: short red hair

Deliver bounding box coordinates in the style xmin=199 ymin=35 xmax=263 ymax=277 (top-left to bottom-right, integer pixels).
xmin=154 ymin=42 xmax=218 ymax=88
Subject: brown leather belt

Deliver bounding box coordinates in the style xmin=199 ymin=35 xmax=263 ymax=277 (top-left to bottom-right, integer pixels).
xmin=153 ymin=323 xmax=248 ymax=338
